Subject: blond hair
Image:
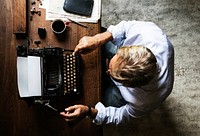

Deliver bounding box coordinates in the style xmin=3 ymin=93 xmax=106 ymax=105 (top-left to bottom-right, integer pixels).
xmin=109 ymin=45 xmax=157 ymax=88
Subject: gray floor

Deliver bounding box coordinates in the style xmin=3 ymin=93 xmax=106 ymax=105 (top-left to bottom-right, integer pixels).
xmin=101 ymin=0 xmax=200 ymax=136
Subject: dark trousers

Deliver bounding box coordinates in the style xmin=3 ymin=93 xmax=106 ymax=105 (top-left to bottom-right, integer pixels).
xmin=101 ymin=41 xmax=126 ymax=107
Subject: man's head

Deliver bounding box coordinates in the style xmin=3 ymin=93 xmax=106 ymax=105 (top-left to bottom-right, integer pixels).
xmin=108 ymin=45 xmax=157 ymax=88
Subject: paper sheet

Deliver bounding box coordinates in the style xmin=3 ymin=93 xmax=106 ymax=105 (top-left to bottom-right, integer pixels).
xmin=17 ymin=56 xmax=42 ymax=97
xmin=40 ymin=0 xmax=101 ymax=23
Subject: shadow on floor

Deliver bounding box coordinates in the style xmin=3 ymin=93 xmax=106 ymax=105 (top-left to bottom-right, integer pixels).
xmin=103 ymin=103 xmax=183 ymax=136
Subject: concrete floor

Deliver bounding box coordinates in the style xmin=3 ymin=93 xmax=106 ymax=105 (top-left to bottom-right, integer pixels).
xmin=101 ymin=0 xmax=200 ymax=136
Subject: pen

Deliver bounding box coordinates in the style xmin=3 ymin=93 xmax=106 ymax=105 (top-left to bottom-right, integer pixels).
xmin=45 ymin=103 xmax=58 ymax=112
xmin=66 ymin=17 xmax=88 ymax=28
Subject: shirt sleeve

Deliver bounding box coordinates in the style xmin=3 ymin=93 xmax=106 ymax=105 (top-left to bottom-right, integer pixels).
xmin=107 ymin=21 xmax=127 ymax=46
xmin=107 ymin=20 xmax=138 ymax=46
xmin=93 ymin=102 xmax=146 ymax=125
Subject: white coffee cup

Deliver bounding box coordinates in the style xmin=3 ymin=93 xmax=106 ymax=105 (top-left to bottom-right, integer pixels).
xmin=51 ymin=19 xmax=66 ymax=34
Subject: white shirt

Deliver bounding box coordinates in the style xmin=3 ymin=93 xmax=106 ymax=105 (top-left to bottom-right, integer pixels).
xmin=93 ymin=20 xmax=174 ymax=125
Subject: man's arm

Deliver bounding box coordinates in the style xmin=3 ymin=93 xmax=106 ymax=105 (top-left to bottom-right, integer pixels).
xmin=60 ymin=105 xmax=98 ymax=124
xmin=74 ymin=31 xmax=113 ymax=54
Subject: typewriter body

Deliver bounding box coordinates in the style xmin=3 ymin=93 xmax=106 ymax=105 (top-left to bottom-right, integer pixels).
xmin=17 ymin=44 xmax=82 ymax=98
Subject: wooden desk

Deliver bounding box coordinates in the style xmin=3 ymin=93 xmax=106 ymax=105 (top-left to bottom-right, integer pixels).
xmin=0 ymin=0 xmax=102 ymax=136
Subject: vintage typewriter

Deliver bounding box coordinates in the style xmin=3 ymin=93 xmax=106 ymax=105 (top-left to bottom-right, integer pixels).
xmin=17 ymin=43 xmax=82 ymax=98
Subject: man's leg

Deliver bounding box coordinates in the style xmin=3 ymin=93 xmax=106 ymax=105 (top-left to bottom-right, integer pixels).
xmin=101 ymin=37 xmax=126 ymax=107
xmin=102 ymin=41 xmax=118 ymax=60
xmin=102 ymin=79 xmax=127 ymax=107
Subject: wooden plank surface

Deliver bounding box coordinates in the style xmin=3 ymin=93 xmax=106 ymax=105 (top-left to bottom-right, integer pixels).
xmin=0 ymin=0 xmax=102 ymax=136
xmin=13 ymin=0 xmax=26 ymax=34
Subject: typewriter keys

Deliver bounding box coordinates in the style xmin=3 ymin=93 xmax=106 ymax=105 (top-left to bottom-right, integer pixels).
xmin=62 ymin=51 xmax=81 ymax=96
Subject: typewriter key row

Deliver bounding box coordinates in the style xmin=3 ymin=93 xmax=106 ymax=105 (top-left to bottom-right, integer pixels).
xmin=63 ymin=52 xmax=78 ymax=95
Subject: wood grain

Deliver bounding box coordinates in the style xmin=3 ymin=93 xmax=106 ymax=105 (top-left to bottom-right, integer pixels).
xmin=0 ymin=0 xmax=102 ymax=136
xmin=13 ymin=0 xmax=27 ymax=34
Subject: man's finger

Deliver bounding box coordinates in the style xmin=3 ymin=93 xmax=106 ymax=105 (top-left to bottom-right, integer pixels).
xmin=60 ymin=111 xmax=77 ymax=119
xmin=74 ymin=43 xmax=84 ymax=54
xmin=65 ymin=118 xmax=76 ymax=122
xmin=60 ymin=112 xmax=76 ymax=121
xmin=74 ymin=46 xmax=80 ymax=54
xmin=65 ymin=105 xmax=77 ymax=112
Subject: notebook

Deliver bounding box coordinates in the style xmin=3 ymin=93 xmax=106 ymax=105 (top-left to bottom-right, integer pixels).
xmin=63 ymin=0 xmax=94 ymax=16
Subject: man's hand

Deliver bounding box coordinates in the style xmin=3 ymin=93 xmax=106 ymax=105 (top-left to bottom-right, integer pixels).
xmin=74 ymin=36 xmax=99 ymax=54
xmin=60 ymin=105 xmax=89 ymax=124
xmin=60 ymin=104 xmax=98 ymax=125
xmin=73 ymin=31 xmax=113 ymax=54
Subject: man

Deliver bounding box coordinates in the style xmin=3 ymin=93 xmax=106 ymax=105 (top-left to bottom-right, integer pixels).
xmin=60 ymin=20 xmax=174 ymax=125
